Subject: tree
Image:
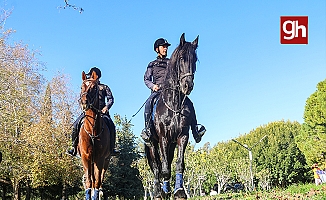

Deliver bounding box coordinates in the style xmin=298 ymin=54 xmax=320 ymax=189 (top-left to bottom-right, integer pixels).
xmin=104 ymin=115 xmax=144 ymax=199
xmin=18 ymin=73 xmax=81 ymax=199
xmin=250 ymin=121 xmax=308 ymax=187
xmin=296 ymin=79 xmax=326 ymax=167
xmin=0 ymin=14 xmax=44 ymax=199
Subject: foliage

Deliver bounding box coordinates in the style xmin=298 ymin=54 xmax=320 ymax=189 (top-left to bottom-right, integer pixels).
xmin=190 ymin=184 xmax=326 ymax=200
xmin=0 ymin=9 xmax=81 ymax=198
xmin=103 ymin=115 xmax=144 ymax=199
xmin=205 ymin=120 xmax=309 ymax=193
xmin=0 ymin=13 xmax=45 ymax=198
xmin=296 ymin=79 xmax=326 ymax=168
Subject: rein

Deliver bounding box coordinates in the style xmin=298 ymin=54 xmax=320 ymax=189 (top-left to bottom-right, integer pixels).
xmin=162 ymin=49 xmax=193 ymax=114
xmin=80 ymin=80 xmax=104 ymax=163
xmin=162 ymin=87 xmax=187 ymax=114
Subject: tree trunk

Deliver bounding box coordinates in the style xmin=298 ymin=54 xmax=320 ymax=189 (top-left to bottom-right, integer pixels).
xmin=2 ymin=183 xmax=7 ymax=200
xmin=61 ymin=182 xmax=66 ymax=200
xmin=13 ymin=180 xmax=21 ymax=200
xmin=26 ymin=181 xmax=31 ymax=200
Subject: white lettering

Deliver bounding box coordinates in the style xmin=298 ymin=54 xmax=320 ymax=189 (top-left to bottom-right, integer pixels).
xmin=283 ymin=20 xmax=307 ymax=40
xmin=295 ymin=21 xmax=307 ymax=38
xmin=283 ymin=20 xmax=296 ymax=40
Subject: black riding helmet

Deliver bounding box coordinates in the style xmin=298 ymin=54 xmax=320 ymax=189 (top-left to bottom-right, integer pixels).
xmin=87 ymin=67 xmax=101 ymax=79
xmin=154 ymin=38 xmax=171 ymax=52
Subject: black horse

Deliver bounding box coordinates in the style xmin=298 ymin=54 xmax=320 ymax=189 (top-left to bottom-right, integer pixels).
xmin=145 ymin=33 xmax=199 ymax=199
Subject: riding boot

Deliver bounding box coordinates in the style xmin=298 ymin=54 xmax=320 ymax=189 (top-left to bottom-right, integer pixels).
xmin=108 ymin=118 xmax=120 ymax=156
xmin=192 ymin=123 xmax=206 ymax=143
xmin=141 ymin=113 xmax=152 ymax=147
xmin=67 ymin=128 xmax=78 ymax=156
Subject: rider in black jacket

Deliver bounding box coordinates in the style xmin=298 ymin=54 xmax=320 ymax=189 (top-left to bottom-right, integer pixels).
xmin=141 ymin=38 xmax=206 ymax=146
xmin=67 ymin=67 xmax=119 ymax=157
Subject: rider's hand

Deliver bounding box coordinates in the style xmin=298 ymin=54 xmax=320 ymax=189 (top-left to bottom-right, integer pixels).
xmin=101 ymin=107 xmax=108 ymax=114
xmin=152 ymin=84 xmax=159 ymax=92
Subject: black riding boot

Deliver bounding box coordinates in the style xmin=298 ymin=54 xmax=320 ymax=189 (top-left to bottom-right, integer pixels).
xmin=108 ymin=119 xmax=120 ymax=156
xmin=141 ymin=113 xmax=152 ymax=147
xmin=191 ymin=122 xmax=206 ymax=143
xmin=67 ymin=128 xmax=78 ymax=156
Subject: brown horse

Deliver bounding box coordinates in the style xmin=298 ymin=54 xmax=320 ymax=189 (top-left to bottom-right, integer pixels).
xmin=78 ymin=70 xmax=111 ymax=200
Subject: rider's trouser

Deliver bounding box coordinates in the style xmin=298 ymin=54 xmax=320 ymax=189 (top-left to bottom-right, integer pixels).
xmin=144 ymin=92 xmax=160 ymax=132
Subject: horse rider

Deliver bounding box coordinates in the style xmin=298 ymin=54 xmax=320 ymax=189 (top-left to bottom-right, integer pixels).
xmin=141 ymin=38 xmax=206 ymax=146
xmin=67 ymin=67 xmax=120 ymax=156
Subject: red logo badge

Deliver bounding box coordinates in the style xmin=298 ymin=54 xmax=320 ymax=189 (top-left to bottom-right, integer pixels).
xmin=280 ymin=16 xmax=308 ymax=44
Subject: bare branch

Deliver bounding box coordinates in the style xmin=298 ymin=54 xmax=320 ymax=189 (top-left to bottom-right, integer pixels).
xmin=57 ymin=0 xmax=84 ymax=14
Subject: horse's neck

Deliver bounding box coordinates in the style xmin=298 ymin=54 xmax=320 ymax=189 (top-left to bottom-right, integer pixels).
xmin=162 ymin=63 xmax=185 ymax=108
xmin=162 ymin=84 xmax=184 ymax=109
xmin=84 ymin=110 xmax=101 ymax=134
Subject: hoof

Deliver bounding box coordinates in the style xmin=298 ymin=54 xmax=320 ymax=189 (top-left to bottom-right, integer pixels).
xmin=174 ymin=189 xmax=187 ymax=200
xmin=162 ymin=191 xmax=171 ymax=199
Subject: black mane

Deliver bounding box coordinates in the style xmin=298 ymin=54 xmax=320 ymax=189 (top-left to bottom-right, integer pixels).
xmin=164 ymin=41 xmax=197 ymax=87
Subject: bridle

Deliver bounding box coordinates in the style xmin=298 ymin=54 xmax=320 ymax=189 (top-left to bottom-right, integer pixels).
xmin=80 ymin=79 xmax=101 ymax=113
xmin=162 ymin=47 xmax=196 ymax=114
xmin=79 ymin=79 xmax=104 ymax=151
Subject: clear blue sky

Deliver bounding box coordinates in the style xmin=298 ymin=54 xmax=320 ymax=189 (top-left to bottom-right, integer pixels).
xmin=5 ymin=0 xmax=326 ymax=148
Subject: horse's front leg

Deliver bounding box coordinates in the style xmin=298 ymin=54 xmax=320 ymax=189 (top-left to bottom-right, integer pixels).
xmin=174 ymin=129 xmax=189 ymax=199
xmin=92 ymin=158 xmax=105 ymax=200
xmin=160 ymin=135 xmax=170 ymax=179
xmin=81 ymin=154 xmax=92 ymax=200
xmin=161 ymin=142 xmax=176 ymax=198
xmin=145 ymin=142 xmax=162 ymax=198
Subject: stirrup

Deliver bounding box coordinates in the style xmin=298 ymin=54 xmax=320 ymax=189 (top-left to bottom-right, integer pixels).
xmin=66 ymin=147 xmax=77 ymax=157
xmin=197 ymin=124 xmax=206 ymax=137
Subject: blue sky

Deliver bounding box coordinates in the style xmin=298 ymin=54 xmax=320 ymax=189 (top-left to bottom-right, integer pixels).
xmin=5 ymin=0 xmax=326 ymax=148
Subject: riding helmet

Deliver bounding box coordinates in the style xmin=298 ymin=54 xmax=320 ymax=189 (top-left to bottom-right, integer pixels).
xmin=154 ymin=38 xmax=171 ymax=51
xmin=88 ymin=67 xmax=101 ymax=79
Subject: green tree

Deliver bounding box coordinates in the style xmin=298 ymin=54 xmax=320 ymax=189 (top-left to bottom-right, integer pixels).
xmin=104 ymin=115 xmax=144 ymax=199
xmin=248 ymin=121 xmax=308 ymax=187
xmin=296 ymin=79 xmax=326 ymax=168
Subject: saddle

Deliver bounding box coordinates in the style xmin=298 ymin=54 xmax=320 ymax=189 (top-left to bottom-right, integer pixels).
xmin=79 ymin=114 xmax=111 ymax=133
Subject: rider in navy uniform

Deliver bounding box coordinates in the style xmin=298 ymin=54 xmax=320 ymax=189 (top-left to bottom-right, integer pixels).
xmin=67 ymin=67 xmax=119 ymax=156
xmin=141 ymin=38 xmax=206 ymax=146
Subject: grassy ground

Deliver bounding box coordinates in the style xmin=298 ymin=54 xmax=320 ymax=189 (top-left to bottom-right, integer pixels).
xmin=189 ymin=184 xmax=326 ymax=200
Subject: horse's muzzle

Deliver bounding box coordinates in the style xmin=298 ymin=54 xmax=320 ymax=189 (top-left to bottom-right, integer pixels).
xmin=181 ymin=80 xmax=194 ymax=95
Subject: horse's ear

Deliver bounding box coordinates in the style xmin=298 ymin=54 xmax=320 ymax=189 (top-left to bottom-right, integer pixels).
xmin=91 ymin=70 xmax=98 ymax=80
xmin=192 ymin=35 xmax=199 ymax=49
xmin=180 ymin=33 xmax=186 ymax=47
xmin=82 ymin=71 xmax=86 ymax=81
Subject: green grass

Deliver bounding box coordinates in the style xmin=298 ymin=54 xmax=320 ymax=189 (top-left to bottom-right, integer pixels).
xmin=188 ymin=184 xmax=326 ymax=200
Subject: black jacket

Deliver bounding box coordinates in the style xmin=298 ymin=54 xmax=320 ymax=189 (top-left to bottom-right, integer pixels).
xmin=98 ymin=83 xmax=114 ymax=111
xmin=144 ymin=56 xmax=169 ymax=91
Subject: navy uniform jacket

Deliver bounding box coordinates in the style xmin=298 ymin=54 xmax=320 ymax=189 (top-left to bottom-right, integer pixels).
xmin=144 ymin=57 xmax=169 ymax=91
